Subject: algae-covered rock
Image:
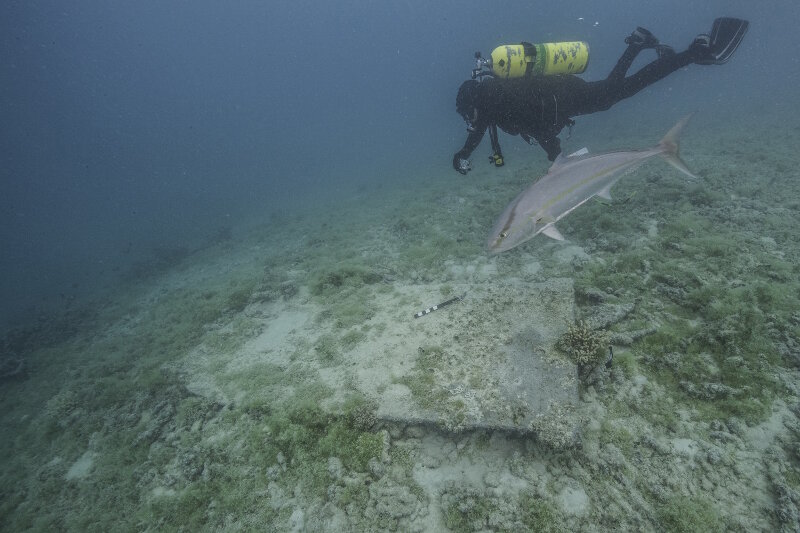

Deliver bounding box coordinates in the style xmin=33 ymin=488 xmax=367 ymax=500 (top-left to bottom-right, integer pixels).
xmin=529 ymin=403 xmax=582 ymax=450
xmin=440 ymin=483 xmax=567 ymax=532
xmin=362 ymin=476 xmax=426 ymax=531
xmin=374 ymin=280 xmax=579 ymax=437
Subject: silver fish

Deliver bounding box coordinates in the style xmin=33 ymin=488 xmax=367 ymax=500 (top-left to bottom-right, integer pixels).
xmin=487 ymin=115 xmax=697 ymax=254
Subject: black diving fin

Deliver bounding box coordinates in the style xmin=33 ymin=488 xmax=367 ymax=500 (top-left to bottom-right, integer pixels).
xmin=694 ymin=17 xmax=749 ymax=65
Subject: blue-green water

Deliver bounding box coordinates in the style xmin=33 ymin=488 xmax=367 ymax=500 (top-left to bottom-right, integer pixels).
xmin=2 ymin=1 xmax=799 ymax=531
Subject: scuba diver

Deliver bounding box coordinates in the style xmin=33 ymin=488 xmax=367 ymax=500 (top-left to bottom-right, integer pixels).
xmin=453 ymin=17 xmax=749 ymax=174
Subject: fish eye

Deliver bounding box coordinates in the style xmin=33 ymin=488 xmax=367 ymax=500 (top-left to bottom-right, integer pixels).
xmin=500 ymin=231 xmax=508 ymax=238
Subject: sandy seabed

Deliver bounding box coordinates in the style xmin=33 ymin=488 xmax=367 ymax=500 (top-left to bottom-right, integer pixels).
xmin=2 ymin=114 xmax=800 ymax=532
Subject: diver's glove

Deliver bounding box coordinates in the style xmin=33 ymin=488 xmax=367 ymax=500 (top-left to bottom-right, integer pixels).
xmin=453 ymin=154 xmax=472 ymax=175
xmin=490 ymin=153 xmax=504 ymax=167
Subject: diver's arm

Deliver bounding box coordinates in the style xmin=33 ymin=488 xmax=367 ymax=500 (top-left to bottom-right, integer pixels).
xmin=452 ymin=128 xmax=485 ymax=174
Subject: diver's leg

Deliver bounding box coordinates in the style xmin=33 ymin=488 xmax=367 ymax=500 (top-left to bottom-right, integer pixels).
xmin=563 ymin=20 xmax=748 ymax=120
xmin=609 ymin=18 xmax=748 ymax=97
xmin=612 ymin=49 xmax=695 ymax=99
xmin=607 ymin=27 xmax=674 ymax=82
xmin=606 ymin=43 xmax=643 ymax=82
xmin=567 ymin=49 xmax=695 ymax=117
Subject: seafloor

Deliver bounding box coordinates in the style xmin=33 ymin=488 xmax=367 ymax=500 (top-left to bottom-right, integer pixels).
xmin=1 ymin=114 xmax=799 ymax=532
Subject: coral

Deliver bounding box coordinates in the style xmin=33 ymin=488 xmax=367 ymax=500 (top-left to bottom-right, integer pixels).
xmin=558 ymin=320 xmax=609 ymax=366
xmin=43 ymin=389 xmax=82 ymax=429
xmin=440 ymin=484 xmax=566 ymax=532
xmin=656 ymin=494 xmax=723 ymax=533
xmin=519 ymin=493 xmax=567 ymax=532
xmin=441 ymin=485 xmax=507 ymax=531
xmin=362 ymin=477 xmax=425 ymax=531
xmin=342 ymin=395 xmax=378 ymax=431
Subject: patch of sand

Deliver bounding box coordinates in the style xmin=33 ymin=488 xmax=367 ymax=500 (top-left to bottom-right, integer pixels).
xmin=65 ymin=451 xmax=95 ymax=481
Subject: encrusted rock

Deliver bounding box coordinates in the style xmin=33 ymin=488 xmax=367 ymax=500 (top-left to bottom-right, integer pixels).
xmin=680 ymin=381 xmax=742 ymax=399
xmin=529 ymin=404 xmax=581 ymax=450
xmin=362 ymin=477 xmax=425 ymax=530
xmin=368 ymin=457 xmax=385 ymax=479
xmin=582 ymin=303 xmax=635 ymax=330
xmin=328 ymin=457 xmax=344 ymax=480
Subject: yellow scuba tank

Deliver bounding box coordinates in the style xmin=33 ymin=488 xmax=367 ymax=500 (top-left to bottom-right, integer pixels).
xmin=489 ymin=41 xmax=589 ymax=78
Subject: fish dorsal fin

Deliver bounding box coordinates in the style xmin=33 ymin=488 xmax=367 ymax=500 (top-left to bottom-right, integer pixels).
xmin=550 ymin=148 xmax=589 ymax=172
xmin=541 ymin=224 xmax=565 ymax=241
xmin=568 ymin=147 xmax=589 ymax=157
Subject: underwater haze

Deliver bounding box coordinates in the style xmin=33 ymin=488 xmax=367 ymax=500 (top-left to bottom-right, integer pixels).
xmin=2 ymin=0 xmax=800 ymax=531
xmin=0 ymin=0 xmax=796 ymax=326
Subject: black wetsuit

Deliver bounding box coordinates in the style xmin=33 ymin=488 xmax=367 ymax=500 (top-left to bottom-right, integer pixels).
xmin=454 ymin=44 xmax=699 ymax=165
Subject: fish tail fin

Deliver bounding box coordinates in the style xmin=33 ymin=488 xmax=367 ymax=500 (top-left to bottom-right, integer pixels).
xmin=658 ymin=113 xmax=699 ymax=180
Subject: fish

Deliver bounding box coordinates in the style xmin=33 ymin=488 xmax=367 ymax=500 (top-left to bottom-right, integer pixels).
xmin=487 ymin=114 xmax=697 ymax=254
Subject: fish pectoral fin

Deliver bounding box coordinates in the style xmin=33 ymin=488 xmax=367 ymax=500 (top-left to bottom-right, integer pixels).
xmin=567 ymin=147 xmax=589 ymax=158
xmin=597 ymin=184 xmax=613 ymax=200
xmin=541 ymin=224 xmax=565 ymax=241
